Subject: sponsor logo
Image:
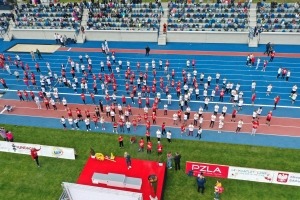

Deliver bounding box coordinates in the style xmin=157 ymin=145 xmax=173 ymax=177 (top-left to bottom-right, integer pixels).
xmin=192 ymin=164 xmax=223 ymax=174
xmin=277 ymin=173 xmax=289 ymax=183
xmin=186 ymin=162 xmax=229 ymax=178
xmin=52 ymin=148 xmax=64 ymax=157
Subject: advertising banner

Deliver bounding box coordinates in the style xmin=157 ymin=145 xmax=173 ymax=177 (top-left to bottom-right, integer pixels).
xmin=228 ymin=166 xmax=274 ymax=183
xmin=185 ymin=161 xmax=229 ymax=178
xmin=186 ymin=161 xmax=300 ymax=187
xmin=0 ymin=141 xmax=75 ymax=160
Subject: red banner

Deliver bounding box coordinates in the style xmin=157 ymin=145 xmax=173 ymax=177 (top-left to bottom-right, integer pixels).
xmin=185 ymin=161 xmax=229 ymax=179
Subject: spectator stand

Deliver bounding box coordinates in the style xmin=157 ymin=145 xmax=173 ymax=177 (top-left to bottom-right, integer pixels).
xmin=256 ymin=2 xmax=300 ymax=33
xmin=86 ymin=3 xmax=161 ymax=31
xmin=167 ymin=2 xmax=249 ymax=32
xmin=0 ymin=12 xmax=13 ymax=38
xmin=14 ymin=3 xmax=83 ymax=30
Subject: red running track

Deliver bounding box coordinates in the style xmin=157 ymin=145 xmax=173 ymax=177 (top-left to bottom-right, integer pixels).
xmin=1 ymin=99 xmax=300 ymax=137
xmin=58 ymin=47 xmax=300 ymax=58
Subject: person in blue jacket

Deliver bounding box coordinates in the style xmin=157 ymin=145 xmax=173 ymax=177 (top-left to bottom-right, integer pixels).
xmin=197 ymin=172 xmax=206 ymax=194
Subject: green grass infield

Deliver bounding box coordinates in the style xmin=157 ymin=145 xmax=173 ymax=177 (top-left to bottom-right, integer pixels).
xmin=0 ymin=124 xmax=300 ymax=200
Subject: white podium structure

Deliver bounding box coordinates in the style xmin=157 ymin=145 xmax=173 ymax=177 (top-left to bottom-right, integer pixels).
xmin=92 ymin=173 xmax=142 ymax=190
xmin=59 ymin=182 xmax=143 ymax=200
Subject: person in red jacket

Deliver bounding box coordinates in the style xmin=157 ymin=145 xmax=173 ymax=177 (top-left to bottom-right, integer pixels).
xmin=157 ymin=141 xmax=163 ymax=156
xmin=90 ymin=93 xmax=95 ymax=104
xmin=145 ymin=130 xmax=151 ymax=142
xmin=31 ymin=147 xmax=41 ymax=167
xmin=138 ymin=138 xmax=145 ymax=152
xmin=81 ymin=93 xmax=86 ymax=104
xmin=92 ymin=115 xmax=98 ymax=129
xmin=251 ymin=93 xmax=256 ymax=105
xmin=85 ymin=109 xmax=90 ymax=118
xmin=219 ymin=89 xmax=224 ymax=102
xmin=44 ymin=97 xmax=50 ymax=110
xmin=147 ymin=141 xmax=152 ymax=154
xmin=231 ymin=109 xmax=238 ymax=122
xmin=273 ymin=95 xmax=280 ymax=110
xmin=121 ymin=95 xmax=126 ymax=106
xmin=76 ymin=108 xmax=83 ymax=121
xmin=23 ymin=90 xmax=29 ymax=101
xmin=6 ymin=131 xmax=14 ymax=142
xmin=266 ymin=111 xmax=272 ymax=126
xmin=146 ymin=120 xmax=151 ymax=131
xmin=118 ymin=135 xmax=124 ymax=148
xmin=152 ymin=112 xmax=157 ymax=124
xmin=132 ymin=118 xmax=137 ymax=131
xmin=17 ymin=90 xmax=25 ymax=101
xmin=0 ymin=78 xmax=8 ymax=89
xmin=251 ymin=119 xmax=259 ymax=136
xmin=30 ymin=90 xmax=35 ymax=101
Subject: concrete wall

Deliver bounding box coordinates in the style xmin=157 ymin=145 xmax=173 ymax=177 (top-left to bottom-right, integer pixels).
xmin=259 ymin=32 xmax=300 ymax=45
xmin=10 ymin=29 xmax=77 ymax=40
xmin=85 ymin=30 xmax=158 ymax=42
xmin=167 ymin=31 xmax=249 ymax=43
xmin=8 ymin=28 xmax=300 ymax=45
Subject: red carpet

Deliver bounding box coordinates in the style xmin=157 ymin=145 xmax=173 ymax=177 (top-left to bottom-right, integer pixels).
xmin=77 ymin=157 xmax=166 ymax=200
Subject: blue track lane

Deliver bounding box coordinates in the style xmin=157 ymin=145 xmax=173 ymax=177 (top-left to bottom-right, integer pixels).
xmin=1 ymin=114 xmax=299 ymax=149
xmin=0 ymin=39 xmax=299 ymax=149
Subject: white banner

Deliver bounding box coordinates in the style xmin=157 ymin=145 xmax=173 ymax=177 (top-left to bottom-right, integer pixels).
xmin=228 ymin=166 xmax=300 ymax=186
xmin=0 ymin=141 xmax=75 ymax=160
xmin=228 ymin=166 xmax=274 ymax=183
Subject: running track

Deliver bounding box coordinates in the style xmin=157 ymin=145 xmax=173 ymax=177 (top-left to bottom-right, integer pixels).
xmin=1 ymin=43 xmax=300 ymax=149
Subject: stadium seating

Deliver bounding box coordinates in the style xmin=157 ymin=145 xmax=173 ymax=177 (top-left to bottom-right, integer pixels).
xmin=256 ymin=2 xmax=300 ymax=32
xmin=167 ymin=3 xmax=249 ymax=31
xmin=13 ymin=3 xmax=83 ymax=30
xmin=86 ymin=3 xmax=161 ymax=31
xmin=0 ymin=13 xmax=12 ymax=33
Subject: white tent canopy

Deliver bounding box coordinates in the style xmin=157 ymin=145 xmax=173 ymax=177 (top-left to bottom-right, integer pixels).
xmin=60 ymin=182 xmax=143 ymax=200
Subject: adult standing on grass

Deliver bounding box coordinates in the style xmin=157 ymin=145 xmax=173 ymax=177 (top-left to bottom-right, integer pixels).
xmin=174 ymin=152 xmax=181 ymax=171
xmin=157 ymin=141 xmax=163 ymax=156
xmin=6 ymin=131 xmax=14 ymax=142
xmin=118 ymin=135 xmax=124 ymax=148
xmin=138 ymin=138 xmax=145 ymax=152
xmin=31 ymin=146 xmax=41 ymax=167
xmin=197 ymin=173 xmax=206 ymax=194
xmin=147 ymin=141 xmax=152 ymax=154
xmin=167 ymin=152 xmax=173 ymax=169
xmin=124 ymin=152 xmax=132 ymax=169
